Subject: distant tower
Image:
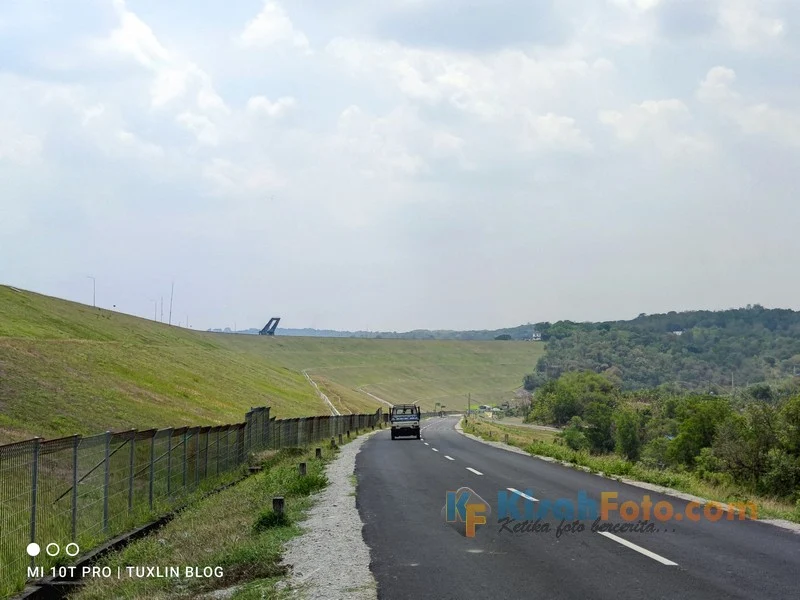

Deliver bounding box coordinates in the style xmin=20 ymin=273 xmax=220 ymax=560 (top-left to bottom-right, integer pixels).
xmin=259 ymin=317 xmax=281 ymax=336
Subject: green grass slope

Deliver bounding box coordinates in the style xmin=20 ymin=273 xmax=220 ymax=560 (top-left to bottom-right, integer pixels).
xmin=0 ymin=286 xmax=543 ymax=443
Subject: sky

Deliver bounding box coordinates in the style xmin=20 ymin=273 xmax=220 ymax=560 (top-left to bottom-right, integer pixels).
xmin=1 ymin=0 xmax=799 ymax=332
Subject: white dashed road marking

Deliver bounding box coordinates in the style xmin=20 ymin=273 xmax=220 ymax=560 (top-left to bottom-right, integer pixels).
xmin=445 ymin=456 xmax=454 ymax=461
xmin=597 ymin=532 xmax=678 ymax=566
xmin=507 ymin=487 xmax=538 ymax=502
xmin=424 ymin=443 xmax=429 ymax=446
xmin=432 ymin=448 xmax=439 ymax=452
xmin=466 ymin=467 xmax=483 ymax=475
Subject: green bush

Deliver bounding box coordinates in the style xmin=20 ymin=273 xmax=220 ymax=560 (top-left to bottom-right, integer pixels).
xmin=253 ymin=508 xmax=290 ymax=532
xmin=286 ymin=473 xmax=328 ymax=496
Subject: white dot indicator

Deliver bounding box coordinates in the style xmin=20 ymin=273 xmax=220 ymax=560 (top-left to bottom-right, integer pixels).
xmin=26 ymin=543 xmax=40 ymax=557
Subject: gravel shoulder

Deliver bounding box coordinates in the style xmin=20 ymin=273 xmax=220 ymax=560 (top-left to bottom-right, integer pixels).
xmin=278 ymin=432 xmax=379 ymax=599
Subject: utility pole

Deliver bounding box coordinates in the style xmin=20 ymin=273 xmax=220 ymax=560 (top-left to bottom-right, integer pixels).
xmin=87 ymin=276 xmax=96 ymax=307
xmin=160 ymin=297 xmax=163 ymax=323
xmin=153 ymin=301 xmax=157 ymax=321
xmin=168 ymin=282 xmax=174 ymax=326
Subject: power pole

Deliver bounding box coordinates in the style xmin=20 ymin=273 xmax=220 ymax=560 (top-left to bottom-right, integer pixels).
xmin=168 ymin=282 xmax=174 ymax=326
xmin=153 ymin=301 xmax=157 ymax=321
xmin=160 ymin=297 xmax=163 ymax=323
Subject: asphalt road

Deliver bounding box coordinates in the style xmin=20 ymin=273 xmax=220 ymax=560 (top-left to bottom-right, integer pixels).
xmin=356 ymin=416 xmax=799 ymax=600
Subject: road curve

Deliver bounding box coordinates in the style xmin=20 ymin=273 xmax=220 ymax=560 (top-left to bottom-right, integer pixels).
xmin=356 ymin=416 xmax=799 ymax=600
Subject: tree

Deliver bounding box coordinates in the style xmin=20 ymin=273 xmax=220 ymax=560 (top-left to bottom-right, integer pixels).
xmin=615 ymin=409 xmax=641 ymax=461
xmin=667 ymin=396 xmax=731 ymax=466
xmin=561 ymin=416 xmax=589 ymax=451
xmin=584 ymin=400 xmax=616 ymax=453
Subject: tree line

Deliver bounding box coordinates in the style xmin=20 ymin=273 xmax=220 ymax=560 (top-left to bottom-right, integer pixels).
xmin=524 ymin=371 xmax=800 ymax=501
xmin=524 ymin=305 xmax=800 ymax=391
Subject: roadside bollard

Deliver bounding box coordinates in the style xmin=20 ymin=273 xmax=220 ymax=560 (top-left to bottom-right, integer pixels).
xmin=299 ymin=462 xmax=307 ymax=476
xmin=273 ymin=497 xmax=285 ymax=515
xmin=330 ymin=437 xmax=336 ymax=448
xmin=338 ymin=433 xmax=343 ymax=445
xmin=315 ymin=448 xmax=322 ymax=459
xmin=347 ymin=430 xmax=350 ymax=439
xmin=504 ymin=434 xmax=509 ymax=444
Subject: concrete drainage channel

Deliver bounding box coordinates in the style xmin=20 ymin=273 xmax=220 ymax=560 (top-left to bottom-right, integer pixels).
xmin=11 ymin=469 xmax=259 ymax=600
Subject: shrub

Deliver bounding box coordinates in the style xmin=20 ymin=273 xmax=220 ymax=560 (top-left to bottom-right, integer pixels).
xmin=286 ymin=473 xmax=328 ymax=496
xmin=253 ymin=509 xmax=289 ymax=532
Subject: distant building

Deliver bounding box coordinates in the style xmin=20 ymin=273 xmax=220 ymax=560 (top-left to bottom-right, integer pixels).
xmin=530 ymin=331 xmax=542 ymax=341
xmin=671 ymin=330 xmax=684 ymax=336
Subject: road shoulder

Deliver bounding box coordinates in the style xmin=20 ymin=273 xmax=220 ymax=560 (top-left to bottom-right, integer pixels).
xmin=454 ymin=417 xmax=800 ymax=534
xmin=278 ymin=431 xmax=379 ymax=599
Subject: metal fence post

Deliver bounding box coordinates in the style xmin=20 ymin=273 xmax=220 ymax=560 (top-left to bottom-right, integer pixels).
xmin=195 ymin=429 xmax=200 ymax=488
xmin=103 ymin=431 xmax=111 ymax=532
xmin=182 ymin=430 xmax=188 ymax=489
xmin=166 ymin=430 xmax=172 ymax=497
xmin=204 ymin=430 xmax=209 ymax=478
xmin=263 ymin=408 xmax=270 ymax=451
xmin=128 ymin=431 xmax=135 ymax=513
xmin=149 ymin=433 xmax=155 ymax=510
xmin=72 ymin=436 xmax=79 ymax=541
xmin=30 ymin=438 xmax=40 ymax=569
xmin=216 ymin=428 xmax=221 ymax=475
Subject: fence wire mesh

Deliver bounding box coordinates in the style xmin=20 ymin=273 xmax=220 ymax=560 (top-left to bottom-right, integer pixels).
xmin=0 ymin=406 xmax=383 ymax=598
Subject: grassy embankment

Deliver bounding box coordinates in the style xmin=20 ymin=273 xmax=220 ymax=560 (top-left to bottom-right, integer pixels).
xmin=463 ymin=418 xmax=800 ymax=523
xmin=72 ymin=434 xmax=360 ymax=600
xmin=0 ymin=286 xmax=543 ymax=443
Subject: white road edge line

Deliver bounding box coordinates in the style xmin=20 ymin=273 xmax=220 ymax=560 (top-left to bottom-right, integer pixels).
xmin=597 ymin=531 xmax=678 ymax=566
xmin=432 ymin=448 xmax=439 ymax=452
xmin=444 ymin=455 xmax=454 ymax=461
xmin=507 ymin=487 xmax=538 ymax=502
xmin=466 ymin=467 xmax=483 ymax=475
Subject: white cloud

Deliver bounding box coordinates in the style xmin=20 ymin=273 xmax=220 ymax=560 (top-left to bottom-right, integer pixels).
xmin=0 ymin=121 xmax=42 ymax=165
xmin=522 ymin=112 xmax=593 ymax=154
xmin=246 ymin=95 xmax=296 ymax=118
xmin=176 ymin=112 xmax=218 ymax=146
xmin=599 ymin=99 xmax=711 ymax=157
xmin=697 ymin=66 xmax=800 ymax=147
xmin=238 ymin=1 xmax=310 ymax=53
xmin=326 ymin=37 xmax=612 ymax=133
xmin=717 ymin=0 xmax=785 ymax=48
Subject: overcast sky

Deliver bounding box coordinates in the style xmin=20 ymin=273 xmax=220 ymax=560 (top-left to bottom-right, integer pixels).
xmin=1 ymin=0 xmax=799 ymax=332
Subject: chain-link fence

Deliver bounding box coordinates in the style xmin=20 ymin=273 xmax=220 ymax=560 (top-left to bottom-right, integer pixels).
xmin=0 ymin=407 xmax=383 ymax=598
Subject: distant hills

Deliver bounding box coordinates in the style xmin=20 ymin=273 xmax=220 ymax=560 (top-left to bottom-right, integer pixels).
xmin=525 ymin=305 xmax=800 ymax=391
xmin=207 ymin=324 xmax=543 ymax=340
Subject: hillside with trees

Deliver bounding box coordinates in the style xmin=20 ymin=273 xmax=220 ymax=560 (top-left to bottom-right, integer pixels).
xmin=523 ymin=371 xmax=800 ymax=505
xmin=524 ymin=305 xmax=800 ymax=392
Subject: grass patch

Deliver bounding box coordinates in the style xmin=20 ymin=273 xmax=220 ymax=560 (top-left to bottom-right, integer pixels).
xmin=253 ymin=509 xmax=290 ymax=532
xmin=71 ymin=437 xmax=356 ymax=600
xmin=462 ymin=418 xmax=800 ymax=524
xmin=0 ymin=286 xmax=542 ymax=442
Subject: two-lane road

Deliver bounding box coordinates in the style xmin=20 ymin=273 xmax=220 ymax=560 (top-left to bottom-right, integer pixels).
xmin=356 ymin=416 xmax=799 ymax=600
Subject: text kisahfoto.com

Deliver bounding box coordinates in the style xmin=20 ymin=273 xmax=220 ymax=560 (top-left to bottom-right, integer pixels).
xmin=498 ymin=517 xmax=668 ymax=537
